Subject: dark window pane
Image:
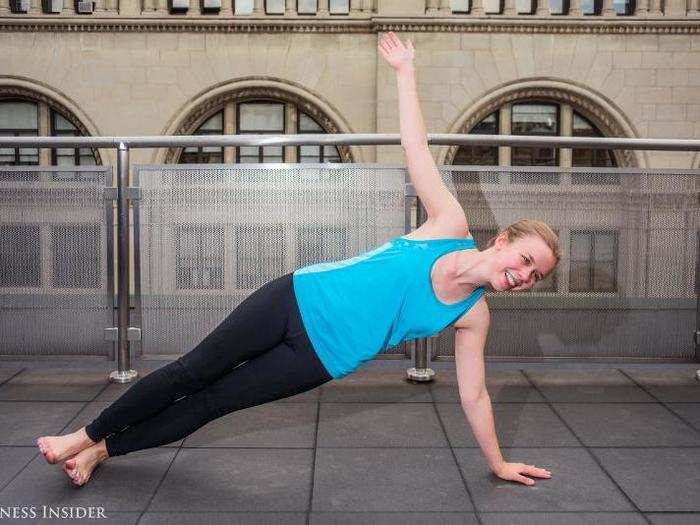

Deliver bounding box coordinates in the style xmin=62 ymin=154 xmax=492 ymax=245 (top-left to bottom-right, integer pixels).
xmin=299 ymin=113 xmax=323 ymax=132
xmin=571 ymin=232 xmax=591 ymax=261
xmin=571 ymin=113 xmax=616 ymax=170
xmin=52 ymin=224 xmax=100 ymax=288
xmin=569 ymin=231 xmax=617 ymax=292
xmin=235 ymin=225 xmax=285 ymax=289
xmin=179 ymin=111 xmax=224 ymax=164
xmin=453 ymin=112 xmax=498 ymax=166
xmin=176 ymin=226 xmax=224 ymax=290
xmin=569 ymin=261 xmax=590 ymax=291
xmin=0 ymin=225 xmax=40 ymax=287
xmin=296 ymin=226 xmax=348 ymax=267
xmin=593 ymin=262 xmax=616 ymax=291
xmin=613 ymin=0 xmax=634 ymax=14
xmin=581 ymin=0 xmax=600 ymax=14
xmin=512 ymin=103 xmax=557 ymax=167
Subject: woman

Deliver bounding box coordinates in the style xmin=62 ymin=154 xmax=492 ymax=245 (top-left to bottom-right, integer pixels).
xmin=37 ymin=32 xmax=559 ymax=488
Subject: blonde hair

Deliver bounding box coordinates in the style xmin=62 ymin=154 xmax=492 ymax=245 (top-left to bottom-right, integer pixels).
xmin=487 ymin=219 xmax=561 ymax=268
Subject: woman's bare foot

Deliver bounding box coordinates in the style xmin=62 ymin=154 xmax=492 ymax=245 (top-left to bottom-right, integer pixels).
xmin=63 ymin=440 xmax=109 ymax=487
xmin=36 ymin=427 xmax=97 ymax=465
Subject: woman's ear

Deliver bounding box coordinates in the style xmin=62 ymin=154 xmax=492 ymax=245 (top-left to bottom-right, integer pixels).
xmin=494 ymin=231 xmax=508 ymax=250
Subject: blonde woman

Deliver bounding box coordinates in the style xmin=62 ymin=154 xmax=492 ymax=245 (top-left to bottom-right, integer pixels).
xmin=37 ymin=32 xmax=558 ymax=488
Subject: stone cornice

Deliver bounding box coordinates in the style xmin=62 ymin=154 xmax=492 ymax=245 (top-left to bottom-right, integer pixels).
xmin=0 ymin=15 xmax=699 ymax=33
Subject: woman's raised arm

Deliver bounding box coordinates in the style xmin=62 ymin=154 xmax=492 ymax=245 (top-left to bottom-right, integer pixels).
xmin=378 ymin=32 xmax=467 ymax=231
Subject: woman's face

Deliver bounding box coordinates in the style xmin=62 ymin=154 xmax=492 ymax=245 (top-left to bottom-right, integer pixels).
xmin=489 ymin=233 xmax=558 ymax=292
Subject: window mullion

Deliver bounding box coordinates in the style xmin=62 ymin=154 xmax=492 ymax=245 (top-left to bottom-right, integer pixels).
xmin=285 ymin=102 xmax=296 ymax=163
xmin=38 ymin=102 xmax=51 ymax=167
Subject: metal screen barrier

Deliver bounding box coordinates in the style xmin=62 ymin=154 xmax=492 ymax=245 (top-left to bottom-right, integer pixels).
xmin=0 ymin=133 xmax=698 ymax=382
xmin=0 ymin=166 xmax=114 ymax=358
xmin=132 ymin=164 xmax=409 ymax=359
xmin=429 ymin=165 xmax=698 ymax=361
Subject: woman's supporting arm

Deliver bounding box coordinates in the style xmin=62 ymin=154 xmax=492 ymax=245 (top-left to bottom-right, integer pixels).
xmin=378 ymin=32 xmax=466 ymax=227
xmin=454 ymin=300 xmax=553 ymax=486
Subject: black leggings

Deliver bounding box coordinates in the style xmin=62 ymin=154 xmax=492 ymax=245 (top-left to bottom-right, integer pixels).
xmin=85 ymin=273 xmax=333 ymax=457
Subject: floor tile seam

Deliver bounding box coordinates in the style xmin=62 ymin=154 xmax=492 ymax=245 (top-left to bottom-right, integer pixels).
xmin=520 ymin=368 xmax=649 ymax=519
xmin=617 ymin=368 xmax=700 ymax=438
xmin=136 ymin=444 xmax=184 ymax=524
xmin=429 ymin=381 xmax=483 ymax=525
xmin=0 ymin=367 xmax=26 ymax=388
xmin=306 ymin=400 xmax=321 ymax=525
xmin=7 ymin=399 xmax=93 ymax=491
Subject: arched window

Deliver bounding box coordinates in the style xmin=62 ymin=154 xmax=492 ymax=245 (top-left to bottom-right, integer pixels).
xmin=0 ymin=101 xmax=38 ymax=166
xmin=0 ymin=98 xmax=98 ymax=167
xmin=176 ymin=99 xmax=342 ymax=165
xmin=452 ymin=101 xmax=617 ymax=172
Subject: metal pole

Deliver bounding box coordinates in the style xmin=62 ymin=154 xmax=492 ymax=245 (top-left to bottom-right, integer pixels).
xmin=110 ymin=143 xmax=138 ymax=384
xmin=407 ymin=197 xmax=436 ymax=383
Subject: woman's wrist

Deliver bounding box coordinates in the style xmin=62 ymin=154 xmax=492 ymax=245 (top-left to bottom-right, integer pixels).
xmin=395 ymin=63 xmax=416 ymax=76
xmin=491 ymin=460 xmax=507 ymax=475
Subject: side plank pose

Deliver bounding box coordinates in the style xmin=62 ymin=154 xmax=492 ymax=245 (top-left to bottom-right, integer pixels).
xmin=37 ymin=32 xmax=560 ymax=488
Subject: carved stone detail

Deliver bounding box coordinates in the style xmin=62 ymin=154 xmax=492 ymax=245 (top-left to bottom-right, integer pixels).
xmin=165 ymin=86 xmax=352 ymax=164
xmin=445 ymin=87 xmax=637 ymax=168
xmin=1 ymin=18 xmax=699 ymax=35
xmin=0 ymin=85 xmax=104 ymax=165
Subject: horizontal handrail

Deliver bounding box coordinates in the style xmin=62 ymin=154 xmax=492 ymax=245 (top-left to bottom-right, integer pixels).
xmin=1 ymin=134 xmax=700 ymax=151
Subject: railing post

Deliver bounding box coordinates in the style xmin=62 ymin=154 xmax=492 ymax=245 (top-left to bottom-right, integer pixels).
xmin=407 ymin=195 xmax=436 ymax=383
xmin=110 ymin=143 xmax=138 ymax=384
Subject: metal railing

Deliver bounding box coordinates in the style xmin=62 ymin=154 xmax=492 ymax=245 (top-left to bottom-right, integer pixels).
xmin=1 ymin=133 xmax=699 ymax=383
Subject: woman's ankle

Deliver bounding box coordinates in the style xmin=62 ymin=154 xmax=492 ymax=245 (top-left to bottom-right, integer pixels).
xmin=78 ymin=427 xmax=98 ymax=447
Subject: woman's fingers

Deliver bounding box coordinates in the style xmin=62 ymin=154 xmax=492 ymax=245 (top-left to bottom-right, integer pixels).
xmin=525 ymin=464 xmax=552 ymax=478
xmin=517 ymin=475 xmax=535 ymax=486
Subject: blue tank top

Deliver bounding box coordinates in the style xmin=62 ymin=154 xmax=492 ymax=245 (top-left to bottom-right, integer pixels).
xmin=292 ymin=236 xmax=485 ymax=379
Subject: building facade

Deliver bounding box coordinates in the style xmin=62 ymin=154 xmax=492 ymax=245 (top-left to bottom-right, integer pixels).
xmin=1 ymin=1 xmax=698 ymax=360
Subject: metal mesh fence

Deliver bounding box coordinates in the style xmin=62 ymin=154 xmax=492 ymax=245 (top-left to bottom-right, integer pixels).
xmin=1 ymin=162 xmax=696 ymax=362
xmin=432 ymin=165 xmax=698 ymax=360
xmin=0 ymin=166 xmax=113 ymax=357
xmin=133 ymin=164 xmax=408 ymax=358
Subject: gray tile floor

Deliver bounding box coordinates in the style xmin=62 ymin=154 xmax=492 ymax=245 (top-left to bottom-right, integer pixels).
xmin=0 ymin=358 xmax=699 ymax=524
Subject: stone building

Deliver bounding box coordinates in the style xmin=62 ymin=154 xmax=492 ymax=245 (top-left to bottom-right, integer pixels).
xmin=0 ymin=1 xmax=698 ymax=360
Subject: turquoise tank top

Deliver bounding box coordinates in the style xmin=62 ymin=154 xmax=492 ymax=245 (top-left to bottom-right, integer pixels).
xmin=292 ymin=236 xmax=485 ymax=379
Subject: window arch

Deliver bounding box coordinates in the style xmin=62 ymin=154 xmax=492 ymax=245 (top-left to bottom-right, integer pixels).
xmin=171 ymin=90 xmax=348 ymax=165
xmin=0 ymin=92 xmax=100 ymax=167
xmin=451 ymin=99 xmax=619 ymax=173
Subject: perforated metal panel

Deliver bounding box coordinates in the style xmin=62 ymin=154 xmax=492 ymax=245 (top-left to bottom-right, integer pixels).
xmin=133 ymin=164 xmax=408 ymax=358
xmin=432 ymin=165 xmax=699 ymax=361
xmin=0 ymin=166 xmax=113 ymax=357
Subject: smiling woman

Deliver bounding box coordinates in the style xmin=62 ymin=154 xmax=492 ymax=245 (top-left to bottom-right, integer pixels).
xmin=36 ymin=32 xmax=554 ymax=491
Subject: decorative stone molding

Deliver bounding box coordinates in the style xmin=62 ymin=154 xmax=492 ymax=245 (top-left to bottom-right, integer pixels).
xmin=1 ymin=16 xmax=699 ymax=34
xmin=442 ymin=83 xmax=642 ymax=168
xmin=163 ymin=83 xmax=354 ymax=164
xmin=0 ymin=84 xmax=104 ymax=166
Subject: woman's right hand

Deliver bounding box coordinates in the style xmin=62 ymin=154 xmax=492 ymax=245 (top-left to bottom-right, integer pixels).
xmin=493 ymin=461 xmax=552 ymax=486
xmin=378 ymin=32 xmax=415 ymax=72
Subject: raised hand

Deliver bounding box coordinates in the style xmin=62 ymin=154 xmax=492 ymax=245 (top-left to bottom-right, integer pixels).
xmin=493 ymin=461 xmax=552 ymax=486
xmin=378 ymin=31 xmax=415 ymax=72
